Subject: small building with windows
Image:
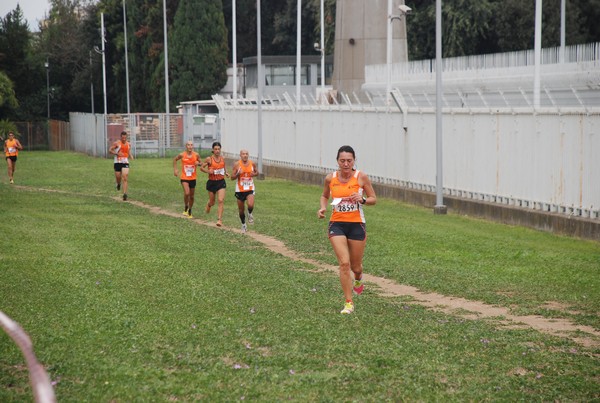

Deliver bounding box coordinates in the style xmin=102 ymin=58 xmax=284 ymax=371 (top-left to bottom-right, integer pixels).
xmin=178 ymin=54 xmax=334 ymax=149
xmin=177 ymin=100 xmax=220 ymax=150
xmin=242 ymin=55 xmax=334 ymax=102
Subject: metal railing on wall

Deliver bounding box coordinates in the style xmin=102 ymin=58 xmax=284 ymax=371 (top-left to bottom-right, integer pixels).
xmin=214 ymin=93 xmax=600 ymax=221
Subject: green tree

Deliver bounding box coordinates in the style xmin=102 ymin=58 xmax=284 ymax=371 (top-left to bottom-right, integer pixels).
xmin=407 ymin=0 xmax=495 ymax=59
xmin=487 ymin=0 xmax=590 ymax=52
xmin=0 ymin=5 xmax=40 ymax=120
xmin=406 ymin=0 xmax=600 ymax=60
xmin=101 ymin=0 xmax=180 ymax=112
xmin=169 ymin=0 xmax=228 ymax=104
xmin=0 ymin=71 xmax=19 ymax=110
xmin=34 ymin=0 xmax=95 ymax=119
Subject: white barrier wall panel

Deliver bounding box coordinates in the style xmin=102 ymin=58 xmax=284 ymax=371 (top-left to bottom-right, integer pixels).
xmin=216 ymin=103 xmax=599 ymax=218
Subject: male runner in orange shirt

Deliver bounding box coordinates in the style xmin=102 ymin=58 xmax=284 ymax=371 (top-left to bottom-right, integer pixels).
xmin=173 ymin=141 xmax=202 ymax=218
xmin=109 ymin=131 xmax=134 ymax=201
xmin=230 ymin=149 xmax=259 ymax=233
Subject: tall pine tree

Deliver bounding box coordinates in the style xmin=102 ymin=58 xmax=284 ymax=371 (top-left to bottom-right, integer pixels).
xmin=169 ymin=0 xmax=228 ymax=103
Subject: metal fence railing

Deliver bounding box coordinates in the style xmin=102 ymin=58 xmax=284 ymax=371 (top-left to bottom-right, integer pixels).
xmin=69 ymin=113 xmax=184 ymax=158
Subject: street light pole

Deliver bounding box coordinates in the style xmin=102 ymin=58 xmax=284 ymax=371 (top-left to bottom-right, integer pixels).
xmin=387 ymin=2 xmax=411 ymax=105
xmin=89 ymin=51 xmax=94 ymax=114
xmin=44 ymin=59 xmax=49 ymax=120
xmin=45 ymin=58 xmax=50 ymax=147
xmin=100 ymin=13 xmax=108 ymax=116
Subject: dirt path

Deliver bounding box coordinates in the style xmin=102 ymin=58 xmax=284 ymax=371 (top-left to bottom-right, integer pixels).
xmin=126 ymin=199 xmax=600 ymax=348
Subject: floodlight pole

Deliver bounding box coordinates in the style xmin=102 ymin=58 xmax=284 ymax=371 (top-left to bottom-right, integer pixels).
xmin=560 ymin=0 xmax=565 ymax=63
xmin=434 ymin=0 xmax=446 ymax=214
xmin=320 ymin=0 xmax=325 ymax=102
xmin=386 ymin=0 xmax=392 ymax=105
xmin=163 ymin=0 xmax=170 ymax=155
xmin=296 ymin=0 xmax=302 ymax=104
xmin=533 ymin=0 xmax=542 ymax=109
xmin=257 ymin=0 xmax=263 ymax=176
xmin=123 ymin=0 xmax=131 ymax=114
xmin=232 ymin=0 xmax=238 ymax=100
xmin=101 ymin=13 xmax=108 ymax=157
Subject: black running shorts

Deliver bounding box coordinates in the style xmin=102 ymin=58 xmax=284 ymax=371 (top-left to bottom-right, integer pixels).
xmin=180 ymin=179 xmax=197 ymax=189
xmin=235 ymin=191 xmax=254 ymax=202
xmin=206 ymin=179 xmax=226 ymax=193
xmin=328 ymin=221 xmax=367 ymax=241
xmin=114 ymin=162 xmax=130 ymax=172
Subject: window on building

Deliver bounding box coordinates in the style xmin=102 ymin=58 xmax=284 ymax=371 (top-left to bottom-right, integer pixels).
xmin=265 ymin=65 xmax=310 ymax=86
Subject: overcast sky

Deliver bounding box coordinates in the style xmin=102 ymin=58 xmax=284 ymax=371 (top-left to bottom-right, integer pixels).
xmin=0 ymin=0 xmax=51 ymax=31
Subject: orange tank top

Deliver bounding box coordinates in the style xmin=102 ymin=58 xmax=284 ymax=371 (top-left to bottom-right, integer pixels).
xmin=208 ymin=155 xmax=226 ymax=180
xmin=5 ymin=139 xmax=19 ymax=157
xmin=180 ymin=152 xmax=200 ymax=180
xmin=329 ymin=170 xmax=365 ymax=223
xmin=235 ymin=160 xmax=255 ymax=192
xmin=114 ymin=141 xmax=131 ymax=163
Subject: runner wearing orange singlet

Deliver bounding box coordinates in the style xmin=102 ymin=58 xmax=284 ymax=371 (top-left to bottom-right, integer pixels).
xmin=230 ymin=149 xmax=258 ymax=233
xmin=173 ymin=141 xmax=202 ymax=218
xmin=109 ymin=131 xmax=134 ymax=201
xmin=4 ymin=131 xmax=23 ymax=184
xmin=200 ymin=141 xmax=229 ymax=227
xmin=318 ymin=145 xmax=377 ymax=314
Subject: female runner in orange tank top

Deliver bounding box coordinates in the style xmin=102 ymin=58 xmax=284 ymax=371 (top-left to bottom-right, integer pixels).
xmin=4 ymin=131 xmax=23 ymax=184
xmin=318 ymin=145 xmax=377 ymax=314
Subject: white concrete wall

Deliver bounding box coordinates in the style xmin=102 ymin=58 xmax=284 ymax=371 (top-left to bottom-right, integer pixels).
xmin=217 ymin=101 xmax=600 ymax=219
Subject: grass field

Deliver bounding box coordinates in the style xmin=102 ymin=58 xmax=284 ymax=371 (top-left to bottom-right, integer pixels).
xmin=0 ymin=151 xmax=598 ymax=401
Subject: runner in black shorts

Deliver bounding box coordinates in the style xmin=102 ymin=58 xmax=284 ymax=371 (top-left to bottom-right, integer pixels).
xmin=173 ymin=141 xmax=202 ymax=218
xmin=4 ymin=131 xmax=23 ymax=184
xmin=113 ymin=162 xmax=130 ymax=172
xmin=317 ymin=145 xmax=377 ymax=315
xmin=109 ymin=131 xmax=133 ymax=201
xmin=206 ymin=178 xmax=226 ymax=193
xmin=200 ymin=142 xmax=228 ymax=227
xmin=182 ymin=179 xmax=197 ymax=189
xmin=234 ymin=190 xmax=254 ymax=202
xmin=230 ymin=149 xmax=258 ymax=233
xmin=327 ymin=221 xmax=367 ymax=241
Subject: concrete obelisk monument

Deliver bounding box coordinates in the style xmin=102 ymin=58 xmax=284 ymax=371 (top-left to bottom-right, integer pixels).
xmin=332 ymin=0 xmax=409 ymax=97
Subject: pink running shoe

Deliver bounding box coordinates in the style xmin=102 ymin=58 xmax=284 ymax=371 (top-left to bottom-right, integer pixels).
xmin=353 ymin=280 xmax=364 ymax=295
